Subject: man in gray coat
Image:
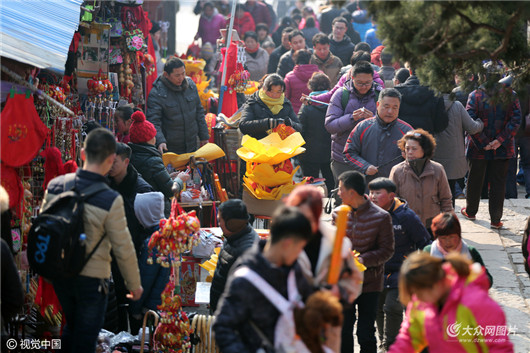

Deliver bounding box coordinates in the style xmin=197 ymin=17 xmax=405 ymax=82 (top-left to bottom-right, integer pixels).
xmin=147 ymin=57 xmax=209 ymax=154
xmin=343 ymin=88 xmax=413 ymax=187
xmin=433 ymin=95 xmax=484 ymax=206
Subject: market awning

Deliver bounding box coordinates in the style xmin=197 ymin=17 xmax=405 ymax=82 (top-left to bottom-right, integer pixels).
xmin=0 ymin=0 xmax=83 ymax=73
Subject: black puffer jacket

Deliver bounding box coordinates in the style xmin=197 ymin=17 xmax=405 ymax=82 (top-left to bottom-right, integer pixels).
xmin=109 ymin=165 xmax=153 ymax=254
xmin=213 ymin=240 xmax=313 ymax=353
xmin=334 ymin=197 xmax=394 ymax=293
xmin=298 ymin=102 xmax=331 ymax=163
xmin=276 ymin=50 xmax=295 ymax=78
xmin=394 ymin=76 xmax=449 ymax=134
xmin=329 ymin=34 xmax=355 ymax=66
xmin=128 ymin=143 xmax=174 ymax=200
xmin=267 ymin=45 xmax=289 ymax=74
xmin=209 ymin=225 xmax=259 ymax=313
xmin=146 ymin=76 xmax=209 ymax=154
xmin=239 ymin=92 xmax=302 ymax=139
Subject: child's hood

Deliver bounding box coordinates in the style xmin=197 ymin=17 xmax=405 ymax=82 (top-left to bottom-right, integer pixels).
xmin=134 ymin=191 xmax=165 ymax=229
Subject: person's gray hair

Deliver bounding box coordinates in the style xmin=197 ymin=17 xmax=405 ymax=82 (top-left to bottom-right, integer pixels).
xmin=378 ymin=88 xmax=402 ymax=103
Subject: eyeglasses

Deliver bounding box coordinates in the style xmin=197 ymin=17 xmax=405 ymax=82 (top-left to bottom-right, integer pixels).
xmin=406 ymin=131 xmax=422 ymax=138
xmin=353 ymin=80 xmax=373 ymax=87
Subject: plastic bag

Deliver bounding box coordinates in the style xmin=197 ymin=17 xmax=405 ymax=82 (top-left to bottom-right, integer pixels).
xmin=110 ymin=331 xmax=136 ymax=348
xmin=192 ymin=230 xmax=222 ymax=258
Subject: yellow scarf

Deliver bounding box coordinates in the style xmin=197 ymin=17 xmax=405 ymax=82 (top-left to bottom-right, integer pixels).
xmin=259 ymin=89 xmax=285 ymax=115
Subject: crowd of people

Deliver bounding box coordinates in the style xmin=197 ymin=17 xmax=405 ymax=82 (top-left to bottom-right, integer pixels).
xmin=2 ymin=1 xmax=529 ymax=353
xmin=190 ymin=1 xmax=528 ymax=352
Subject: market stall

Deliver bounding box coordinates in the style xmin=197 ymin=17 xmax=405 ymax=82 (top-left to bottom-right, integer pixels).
xmin=1 ymin=0 xmax=331 ymax=350
xmin=0 ymin=1 xmax=228 ymax=351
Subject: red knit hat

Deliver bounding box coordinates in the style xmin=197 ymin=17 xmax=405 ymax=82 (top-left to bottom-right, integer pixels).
xmin=130 ymin=111 xmax=157 ymax=144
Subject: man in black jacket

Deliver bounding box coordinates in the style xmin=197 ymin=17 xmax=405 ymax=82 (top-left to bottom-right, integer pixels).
xmin=147 ymin=57 xmax=209 ymax=154
xmin=267 ymin=27 xmax=293 ymax=74
xmin=394 ymin=75 xmax=449 ymax=134
xmin=336 ymin=171 xmax=394 ymax=353
xmin=329 ymin=17 xmax=357 ymax=66
xmin=213 ymin=206 xmax=313 ymax=353
xmin=209 ymin=199 xmax=259 ymax=313
xmin=107 ymin=142 xmax=153 ymax=332
xmin=109 ymin=143 xmax=153 ymax=253
xmin=276 ymin=30 xmax=307 ymax=78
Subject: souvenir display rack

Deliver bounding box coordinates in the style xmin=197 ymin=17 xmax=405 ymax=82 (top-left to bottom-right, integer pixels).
xmin=0 ymin=0 xmax=163 ymax=347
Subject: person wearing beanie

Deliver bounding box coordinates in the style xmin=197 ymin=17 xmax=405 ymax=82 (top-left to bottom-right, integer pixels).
xmin=336 ymin=170 xmax=394 ymax=353
xmin=128 ymin=191 xmax=171 ymax=334
xmin=209 ymin=199 xmax=259 ymax=313
xmin=146 ymin=57 xmax=209 ymax=155
xmin=423 ymin=211 xmax=492 ymax=287
xmin=128 ymin=110 xmax=188 ymax=216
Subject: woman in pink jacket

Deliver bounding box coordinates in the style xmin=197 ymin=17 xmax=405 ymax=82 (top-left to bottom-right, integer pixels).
xmin=195 ymin=2 xmax=226 ymax=46
xmin=389 ymin=252 xmax=513 ymax=353
xmin=284 ymin=49 xmax=321 ymax=114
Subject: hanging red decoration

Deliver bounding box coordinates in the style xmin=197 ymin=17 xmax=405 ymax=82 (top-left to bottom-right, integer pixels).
xmin=1 ymin=94 xmax=49 ymax=167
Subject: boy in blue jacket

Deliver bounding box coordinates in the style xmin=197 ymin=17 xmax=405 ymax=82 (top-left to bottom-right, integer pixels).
xmin=368 ymin=177 xmax=431 ymax=352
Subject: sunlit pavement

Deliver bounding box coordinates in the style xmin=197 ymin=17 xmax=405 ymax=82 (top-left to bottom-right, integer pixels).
xmin=455 ymin=188 xmax=530 ymax=352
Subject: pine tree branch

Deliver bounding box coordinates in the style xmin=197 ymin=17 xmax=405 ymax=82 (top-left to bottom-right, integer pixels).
xmin=453 ymin=8 xmax=505 ymax=34
xmin=422 ymin=5 xmax=523 ymax=60
xmin=491 ymin=5 xmax=524 ymax=58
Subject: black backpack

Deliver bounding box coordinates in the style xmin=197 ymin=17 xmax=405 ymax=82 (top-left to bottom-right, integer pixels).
xmin=27 ymin=174 xmax=109 ymax=280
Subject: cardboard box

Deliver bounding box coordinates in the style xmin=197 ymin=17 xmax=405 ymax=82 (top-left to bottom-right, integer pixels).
xmin=242 ymin=189 xmax=284 ymax=217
